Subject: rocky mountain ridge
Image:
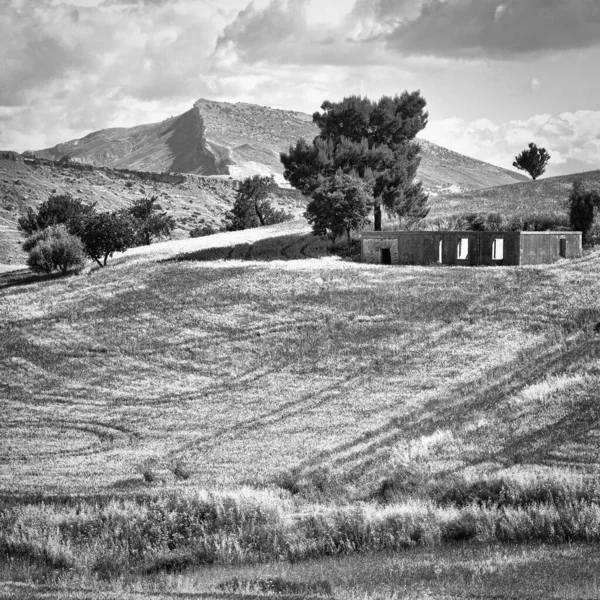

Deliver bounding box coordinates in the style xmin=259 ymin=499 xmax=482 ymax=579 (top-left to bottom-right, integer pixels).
xmin=35 ymin=98 xmax=528 ymax=191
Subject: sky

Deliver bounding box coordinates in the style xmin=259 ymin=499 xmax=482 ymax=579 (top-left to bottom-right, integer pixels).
xmin=1 ymin=0 xmax=600 ymax=177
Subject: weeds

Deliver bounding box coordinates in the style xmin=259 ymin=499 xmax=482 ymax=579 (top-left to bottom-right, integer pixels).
xmin=3 ymin=480 xmax=600 ymax=579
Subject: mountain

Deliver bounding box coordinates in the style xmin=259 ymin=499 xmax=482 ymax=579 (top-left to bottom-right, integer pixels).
xmin=34 ymin=99 xmax=527 ymax=190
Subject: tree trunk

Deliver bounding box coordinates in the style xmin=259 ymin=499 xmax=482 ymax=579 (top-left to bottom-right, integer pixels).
xmin=374 ymin=204 xmax=382 ymax=231
xmin=94 ymin=257 xmax=104 ymax=268
xmin=255 ymin=201 xmax=266 ymax=226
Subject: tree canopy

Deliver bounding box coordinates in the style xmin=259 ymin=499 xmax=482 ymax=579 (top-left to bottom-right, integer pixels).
xmin=513 ymin=143 xmax=551 ymax=181
xmin=18 ymin=193 xmax=95 ymax=236
xmin=225 ymin=175 xmax=292 ymax=231
xmin=304 ymin=173 xmax=371 ymax=243
xmin=281 ymin=92 xmax=429 ymax=231
xmin=79 ymin=212 xmax=137 ymax=267
xmin=126 ymin=196 xmax=176 ymax=246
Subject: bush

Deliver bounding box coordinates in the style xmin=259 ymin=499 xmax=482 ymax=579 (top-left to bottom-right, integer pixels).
xmin=25 ymin=225 xmax=85 ymax=275
xmin=418 ymin=212 xmax=570 ymax=233
xmin=567 ymin=179 xmax=600 ymax=245
xmin=189 ymin=224 xmax=218 ymax=238
xmin=171 ymin=462 xmax=192 ymax=480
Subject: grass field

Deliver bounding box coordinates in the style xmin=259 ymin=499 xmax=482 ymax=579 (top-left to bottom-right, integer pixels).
xmin=2 ymin=221 xmax=600 ymax=598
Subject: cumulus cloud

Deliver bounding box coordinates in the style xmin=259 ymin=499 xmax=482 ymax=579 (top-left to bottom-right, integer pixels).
xmin=0 ymin=0 xmax=225 ymax=150
xmin=380 ymin=0 xmax=600 ymax=58
xmin=213 ymin=0 xmax=399 ymax=67
xmin=423 ymin=110 xmax=600 ymax=177
xmin=215 ymin=0 xmax=310 ymax=64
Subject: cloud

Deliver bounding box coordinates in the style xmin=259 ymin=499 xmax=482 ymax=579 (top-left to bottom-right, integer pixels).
xmin=380 ymin=0 xmax=600 ymax=58
xmin=215 ymin=0 xmax=310 ymax=64
xmin=530 ymin=77 xmax=541 ymax=93
xmin=423 ymin=110 xmax=600 ymax=177
xmin=494 ymin=3 xmax=507 ymax=22
xmin=212 ymin=0 xmax=396 ymax=67
xmin=0 ymin=0 xmax=226 ymax=150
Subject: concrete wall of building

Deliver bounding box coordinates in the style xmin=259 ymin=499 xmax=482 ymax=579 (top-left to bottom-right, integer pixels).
xmin=519 ymin=232 xmax=582 ymax=265
xmin=479 ymin=232 xmax=521 ymax=266
xmin=362 ymin=231 xmax=582 ymax=266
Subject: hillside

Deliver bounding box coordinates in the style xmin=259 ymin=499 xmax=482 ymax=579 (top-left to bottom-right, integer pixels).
xmin=2 ymin=223 xmax=599 ymax=495
xmin=429 ymin=168 xmax=600 ymax=217
xmin=35 ymin=98 xmax=527 ymax=191
xmin=0 ymin=155 xmax=305 ymax=265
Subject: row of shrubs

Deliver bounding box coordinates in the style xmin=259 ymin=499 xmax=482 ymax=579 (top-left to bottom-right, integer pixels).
xmin=412 ymin=212 xmax=572 ymax=233
xmin=19 ymin=193 xmax=176 ymax=275
xmin=2 ymin=475 xmax=600 ymax=578
xmin=408 ymin=179 xmax=600 ymax=245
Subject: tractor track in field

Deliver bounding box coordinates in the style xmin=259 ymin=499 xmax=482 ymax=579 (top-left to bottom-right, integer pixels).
xmin=170 ymin=373 xmax=362 ymax=458
xmin=0 ymin=416 xmax=140 ymax=462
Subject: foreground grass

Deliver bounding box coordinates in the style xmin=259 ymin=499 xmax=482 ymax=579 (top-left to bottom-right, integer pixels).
xmin=2 ymin=543 xmax=600 ymax=599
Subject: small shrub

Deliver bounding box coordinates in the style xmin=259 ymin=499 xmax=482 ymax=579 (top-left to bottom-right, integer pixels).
xmin=25 ymin=224 xmax=85 ymax=275
xmin=189 ymin=224 xmax=217 ymax=238
xmin=171 ymin=462 xmax=192 ymax=480
xmin=92 ymin=552 xmax=128 ymax=581
xmin=138 ymin=458 xmax=158 ymax=483
xmin=373 ymin=465 xmax=429 ymax=503
xmin=274 ymin=469 xmax=302 ymax=495
xmin=567 ymin=179 xmax=600 ymax=244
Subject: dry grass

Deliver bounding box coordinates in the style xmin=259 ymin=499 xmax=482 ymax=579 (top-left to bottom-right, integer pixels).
xmin=1 ymin=223 xmax=600 ymax=494
xmin=2 ymin=224 xmax=600 ymax=597
xmin=2 ymin=543 xmax=600 ymax=599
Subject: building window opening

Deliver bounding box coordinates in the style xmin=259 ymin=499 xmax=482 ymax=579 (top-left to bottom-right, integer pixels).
xmin=457 ymin=238 xmax=469 ymax=260
xmin=559 ymin=238 xmax=567 ymax=258
xmin=438 ymin=240 xmax=443 ymax=264
xmin=492 ymin=238 xmax=504 ymax=260
xmin=381 ymin=248 xmax=392 ymax=265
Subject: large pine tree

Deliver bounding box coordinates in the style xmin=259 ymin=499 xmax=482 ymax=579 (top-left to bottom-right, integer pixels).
xmin=281 ymin=92 xmax=429 ymax=231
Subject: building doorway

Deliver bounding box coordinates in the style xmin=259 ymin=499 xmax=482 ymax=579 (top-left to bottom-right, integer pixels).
xmin=380 ymin=248 xmax=392 ymax=265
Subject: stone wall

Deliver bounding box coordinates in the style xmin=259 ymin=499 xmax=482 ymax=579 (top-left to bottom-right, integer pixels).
xmin=362 ymin=236 xmax=399 ymax=264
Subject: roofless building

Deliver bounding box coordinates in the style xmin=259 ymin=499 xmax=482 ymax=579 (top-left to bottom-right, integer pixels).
xmin=361 ymin=231 xmax=582 ymax=266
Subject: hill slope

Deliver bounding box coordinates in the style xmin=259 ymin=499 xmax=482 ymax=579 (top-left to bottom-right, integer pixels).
xmin=35 ymin=98 xmax=527 ymax=190
xmin=0 ymin=155 xmax=304 ymax=265
xmin=429 ymin=168 xmax=600 ymax=217
xmin=1 ymin=223 xmax=600 ymax=495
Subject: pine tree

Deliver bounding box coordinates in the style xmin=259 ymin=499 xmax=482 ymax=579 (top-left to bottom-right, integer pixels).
xmin=281 ymin=93 xmax=429 ymax=231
